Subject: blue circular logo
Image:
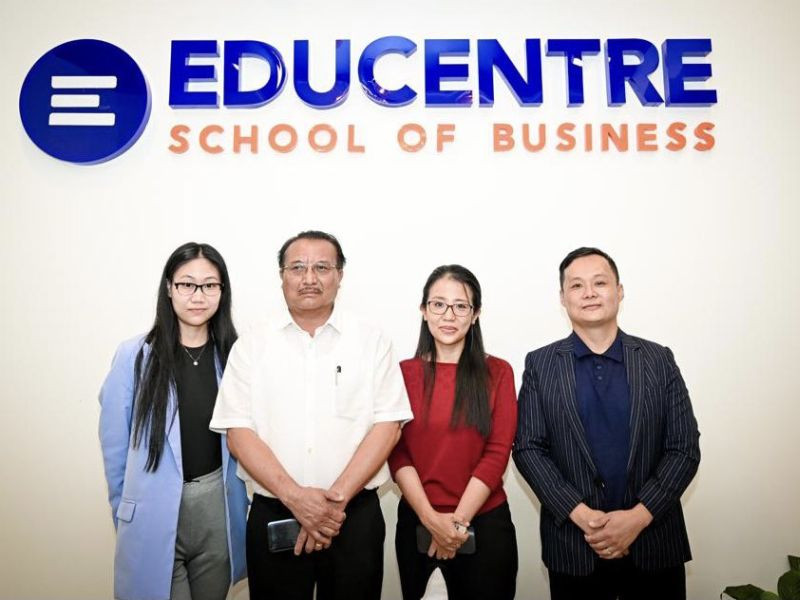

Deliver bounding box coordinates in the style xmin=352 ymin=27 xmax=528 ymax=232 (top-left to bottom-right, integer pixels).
xmin=19 ymin=39 xmax=151 ymax=164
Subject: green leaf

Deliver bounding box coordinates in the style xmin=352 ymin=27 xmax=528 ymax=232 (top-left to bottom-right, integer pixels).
xmin=778 ymin=569 xmax=800 ymax=600
xmin=789 ymin=556 xmax=800 ymax=572
xmin=761 ymin=593 xmax=779 ymax=600
xmin=724 ymin=585 xmax=767 ymax=600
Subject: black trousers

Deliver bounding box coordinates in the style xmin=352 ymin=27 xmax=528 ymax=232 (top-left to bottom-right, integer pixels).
xmin=246 ymin=489 xmax=385 ymax=600
xmin=395 ymin=498 xmax=518 ymax=600
xmin=549 ymin=557 xmax=686 ymax=600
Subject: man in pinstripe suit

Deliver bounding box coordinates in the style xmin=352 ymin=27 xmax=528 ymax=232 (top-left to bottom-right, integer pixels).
xmin=513 ymin=247 xmax=700 ymax=600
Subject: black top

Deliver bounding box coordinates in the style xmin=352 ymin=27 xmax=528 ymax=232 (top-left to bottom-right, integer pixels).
xmin=571 ymin=331 xmax=631 ymax=511
xmin=175 ymin=341 xmax=222 ymax=482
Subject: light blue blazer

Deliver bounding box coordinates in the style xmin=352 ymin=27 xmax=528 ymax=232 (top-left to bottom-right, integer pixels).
xmin=99 ymin=335 xmax=248 ymax=600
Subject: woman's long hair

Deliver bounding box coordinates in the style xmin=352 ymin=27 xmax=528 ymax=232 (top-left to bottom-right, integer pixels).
xmin=131 ymin=242 xmax=237 ymax=471
xmin=415 ymin=265 xmax=491 ymax=437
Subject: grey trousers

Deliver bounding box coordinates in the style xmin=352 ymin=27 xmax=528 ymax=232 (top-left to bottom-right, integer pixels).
xmin=171 ymin=467 xmax=231 ymax=600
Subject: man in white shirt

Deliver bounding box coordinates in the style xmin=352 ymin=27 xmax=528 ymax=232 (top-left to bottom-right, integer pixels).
xmin=210 ymin=230 xmax=412 ymax=599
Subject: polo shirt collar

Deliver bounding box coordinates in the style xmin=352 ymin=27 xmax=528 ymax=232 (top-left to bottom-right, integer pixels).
xmin=571 ymin=330 xmax=624 ymax=362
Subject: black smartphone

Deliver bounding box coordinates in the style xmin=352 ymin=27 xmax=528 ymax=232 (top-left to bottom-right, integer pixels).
xmin=267 ymin=518 xmax=301 ymax=553
xmin=415 ymin=524 xmax=476 ymax=555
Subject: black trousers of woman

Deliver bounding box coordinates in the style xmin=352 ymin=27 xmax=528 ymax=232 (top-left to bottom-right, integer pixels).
xmin=395 ymin=498 xmax=518 ymax=600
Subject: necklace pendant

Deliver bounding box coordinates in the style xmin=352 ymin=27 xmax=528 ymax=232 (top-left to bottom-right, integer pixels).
xmin=182 ymin=343 xmax=207 ymax=366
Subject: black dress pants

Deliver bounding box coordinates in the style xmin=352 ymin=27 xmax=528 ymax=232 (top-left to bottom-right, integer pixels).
xmin=395 ymin=498 xmax=518 ymax=600
xmin=246 ymin=489 xmax=385 ymax=600
xmin=549 ymin=556 xmax=686 ymax=600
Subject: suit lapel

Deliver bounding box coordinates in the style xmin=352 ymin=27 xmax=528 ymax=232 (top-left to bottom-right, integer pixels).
xmin=166 ymin=385 xmax=183 ymax=476
xmin=213 ymin=352 xmax=231 ymax=480
xmin=622 ymin=332 xmax=644 ymax=474
xmin=555 ymin=339 xmax=598 ymax=474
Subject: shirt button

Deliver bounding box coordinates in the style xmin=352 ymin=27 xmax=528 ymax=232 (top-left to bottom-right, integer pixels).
xmin=597 ymin=376 xmax=603 ymax=380
xmin=307 ymin=448 xmax=313 ymax=454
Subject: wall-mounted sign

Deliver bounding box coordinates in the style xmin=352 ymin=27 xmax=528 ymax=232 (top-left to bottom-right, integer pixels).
xmin=20 ymin=37 xmax=716 ymax=163
xmin=19 ymin=39 xmax=150 ymax=164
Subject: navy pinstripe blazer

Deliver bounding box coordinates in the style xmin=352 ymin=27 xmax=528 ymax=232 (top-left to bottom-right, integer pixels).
xmin=513 ymin=331 xmax=700 ymax=576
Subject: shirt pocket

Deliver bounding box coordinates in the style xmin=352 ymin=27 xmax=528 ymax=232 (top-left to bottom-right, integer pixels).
xmin=333 ymin=362 xmax=370 ymax=420
xmin=116 ymin=499 xmax=136 ymax=523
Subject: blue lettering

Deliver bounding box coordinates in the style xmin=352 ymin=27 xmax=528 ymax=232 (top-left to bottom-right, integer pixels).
xmin=477 ymin=39 xmax=543 ymax=106
xmin=223 ymin=41 xmax=286 ymax=108
xmin=166 ymin=37 xmax=715 ymax=110
xmin=169 ymin=40 xmax=219 ymax=108
xmin=546 ymin=39 xmax=601 ymax=106
xmin=606 ymin=39 xmax=663 ymax=106
xmin=357 ymin=36 xmax=417 ymax=107
xmin=294 ymin=40 xmax=351 ymax=109
xmin=663 ymin=39 xmax=717 ymax=106
xmin=425 ymin=39 xmax=471 ymax=106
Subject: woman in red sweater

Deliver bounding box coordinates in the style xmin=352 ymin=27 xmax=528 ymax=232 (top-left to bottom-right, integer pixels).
xmin=389 ymin=264 xmax=518 ymax=600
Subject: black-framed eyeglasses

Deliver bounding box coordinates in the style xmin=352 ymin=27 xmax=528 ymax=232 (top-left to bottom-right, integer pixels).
xmin=281 ymin=262 xmax=339 ymax=278
xmin=173 ymin=281 xmax=224 ymax=296
xmin=426 ymin=300 xmax=473 ymax=317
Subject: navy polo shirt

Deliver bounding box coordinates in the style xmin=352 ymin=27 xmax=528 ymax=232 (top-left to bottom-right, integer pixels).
xmin=572 ymin=331 xmax=631 ymax=511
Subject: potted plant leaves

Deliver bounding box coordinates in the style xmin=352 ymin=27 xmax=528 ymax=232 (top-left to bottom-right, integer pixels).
xmin=722 ymin=556 xmax=800 ymax=600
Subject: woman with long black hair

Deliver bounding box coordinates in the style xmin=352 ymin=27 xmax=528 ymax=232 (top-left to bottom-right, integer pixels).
xmin=389 ymin=264 xmax=519 ymax=600
xmin=99 ymin=242 xmax=247 ymax=600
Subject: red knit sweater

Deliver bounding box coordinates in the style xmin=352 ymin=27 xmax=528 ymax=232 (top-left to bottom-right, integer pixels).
xmin=388 ymin=356 xmax=518 ymax=515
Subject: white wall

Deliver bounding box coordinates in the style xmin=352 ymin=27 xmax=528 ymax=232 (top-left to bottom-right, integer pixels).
xmin=1 ymin=0 xmax=798 ymax=598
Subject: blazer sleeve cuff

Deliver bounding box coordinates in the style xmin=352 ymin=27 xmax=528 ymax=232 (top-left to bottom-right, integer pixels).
xmin=636 ymin=480 xmax=673 ymax=521
xmin=551 ymin=488 xmax=584 ymax=527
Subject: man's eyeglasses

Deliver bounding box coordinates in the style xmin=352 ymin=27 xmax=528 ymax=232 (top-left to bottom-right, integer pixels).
xmin=426 ymin=300 xmax=473 ymax=317
xmin=281 ymin=262 xmax=339 ymax=278
xmin=173 ymin=282 xmax=224 ymax=296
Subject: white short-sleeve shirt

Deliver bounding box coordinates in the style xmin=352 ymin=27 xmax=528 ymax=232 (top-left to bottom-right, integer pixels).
xmin=210 ymin=305 xmax=412 ymax=497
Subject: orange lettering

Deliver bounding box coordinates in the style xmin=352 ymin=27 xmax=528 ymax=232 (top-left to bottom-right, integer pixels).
xmin=347 ymin=125 xmax=365 ymax=153
xmin=398 ymin=123 xmax=426 ymax=152
xmin=269 ymin=124 xmax=297 ymax=153
xmin=437 ymin=124 xmax=455 ymax=152
xmin=666 ymin=122 xmax=687 ymax=151
xmin=169 ymin=125 xmax=190 ymax=154
xmin=199 ymin=125 xmax=224 ymax=154
xmin=636 ymin=123 xmax=658 ymax=151
xmin=308 ymin=124 xmax=337 ymax=153
xmin=522 ymin=124 xmax=546 ymax=152
xmin=233 ymin=125 xmax=258 ymax=154
xmin=694 ymin=122 xmax=715 ymax=151
xmin=493 ymin=123 xmax=514 ymax=152
xmin=556 ymin=123 xmax=576 ymax=151
xmin=600 ymin=123 xmax=628 ymax=152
